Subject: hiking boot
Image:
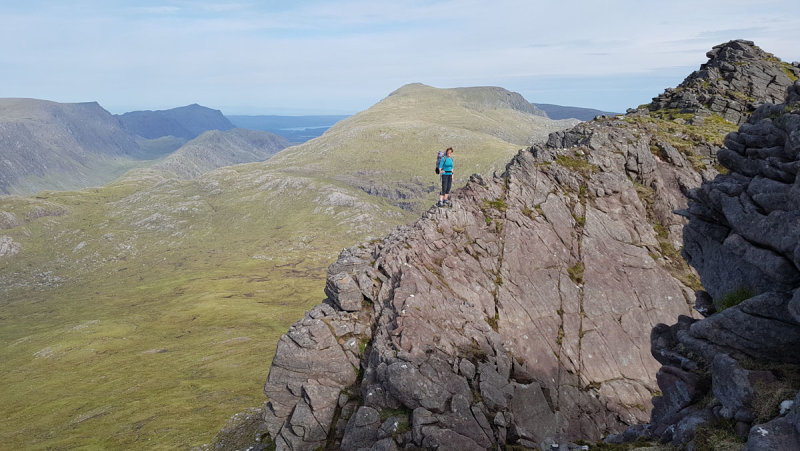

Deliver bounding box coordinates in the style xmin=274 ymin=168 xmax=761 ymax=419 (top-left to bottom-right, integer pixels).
xmin=437 ymin=200 xmax=444 ymax=207
xmin=444 ymin=199 xmax=452 ymax=207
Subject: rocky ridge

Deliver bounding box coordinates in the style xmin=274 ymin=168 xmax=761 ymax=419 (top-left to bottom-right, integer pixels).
xmin=614 ymin=82 xmax=800 ymax=449
xmin=649 ymin=40 xmax=799 ymax=125
xmin=212 ymin=41 xmax=800 ymax=450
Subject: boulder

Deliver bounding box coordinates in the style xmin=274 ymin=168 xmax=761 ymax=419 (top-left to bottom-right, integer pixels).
xmin=340 ymin=406 xmax=381 ymax=450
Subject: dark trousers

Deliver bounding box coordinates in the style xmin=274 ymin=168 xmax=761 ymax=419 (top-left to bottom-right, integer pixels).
xmin=440 ymin=174 xmax=452 ymax=195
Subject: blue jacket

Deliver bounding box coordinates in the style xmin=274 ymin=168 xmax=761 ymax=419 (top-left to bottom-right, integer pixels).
xmin=438 ymin=156 xmax=453 ymax=175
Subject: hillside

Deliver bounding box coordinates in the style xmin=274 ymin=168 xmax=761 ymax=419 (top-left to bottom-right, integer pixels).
xmin=151 ymin=128 xmax=290 ymax=179
xmin=267 ymin=83 xmax=577 ymax=211
xmin=117 ymin=103 xmax=235 ymax=140
xmin=241 ymin=40 xmax=800 ymax=450
xmin=0 ymin=98 xmax=143 ymax=195
xmin=0 ymin=84 xmax=571 ymax=449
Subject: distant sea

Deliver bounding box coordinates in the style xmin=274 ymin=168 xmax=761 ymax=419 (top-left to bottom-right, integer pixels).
xmin=227 ymin=115 xmax=350 ymax=144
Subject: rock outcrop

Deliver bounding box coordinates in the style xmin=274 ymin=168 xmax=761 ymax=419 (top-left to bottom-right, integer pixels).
xmin=649 ymin=39 xmax=799 ymax=125
xmin=248 ymin=41 xmax=800 ymax=450
xmin=615 ymin=83 xmax=800 ymax=449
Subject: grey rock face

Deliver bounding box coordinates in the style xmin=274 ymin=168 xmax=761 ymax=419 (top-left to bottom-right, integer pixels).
xmin=712 ymin=353 xmax=776 ymax=422
xmin=634 ymin=83 xmax=800 ymax=448
xmin=262 ymin=293 xmax=375 ymax=450
xmin=262 ymin=119 xmax=702 ymax=448
xmin=745 ymin=416 xmax=800 ymax=451
xmin=340 ymin=406 xmax=381 ymax=450
xmin=649 ymin=40 xmax=800 ymax=125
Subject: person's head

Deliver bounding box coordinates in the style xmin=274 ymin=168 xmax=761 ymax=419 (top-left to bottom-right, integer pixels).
xmin=446 ymin=147 xmax=453 ymax=156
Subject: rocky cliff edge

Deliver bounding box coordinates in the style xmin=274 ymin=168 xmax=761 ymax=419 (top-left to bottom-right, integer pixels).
xmin=612 ymin=82 xmax=800 ymax=450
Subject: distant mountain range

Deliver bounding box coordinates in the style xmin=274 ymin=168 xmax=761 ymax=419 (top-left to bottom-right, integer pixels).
xmin=227 ymin=103 xmax=611 ymax=143
xmin=534 ymin=103 xmax=618 ymax=120
xmin=116 ymin=103 xmax=234 ymax=140
xmin=0 ymin=102 xmax=287 ymax=195
xmin=0 ymin=95 xmax=611 ymax=196
xmin=0 ymin=98 xmax=142 ymax=195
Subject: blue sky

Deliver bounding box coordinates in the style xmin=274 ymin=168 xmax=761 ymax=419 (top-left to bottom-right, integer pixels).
xmin=1 ymin=1 xmax=797 ymax=115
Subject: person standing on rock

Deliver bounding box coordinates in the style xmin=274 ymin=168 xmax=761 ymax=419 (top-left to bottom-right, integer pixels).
xmin=437 ymin=147 xmax=454 ymax=207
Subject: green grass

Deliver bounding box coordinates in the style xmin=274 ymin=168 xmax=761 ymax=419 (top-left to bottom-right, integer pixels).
xmin=1 ymin=268 xmax=320 ymax=449
xmin=555 ymin=154 xmax=599 ymax=176
xmin=567 ymin=262 xmax=585 ymax=285
xmin=718 ymin=286 xmax=754 ymax=311
xmin=0 ymin=168 xmax=414 ymax=449
xmin=693 ymin=419 xmax=744 ymax=451
xmin=484 ymin=197 xmax=508 ymax=213
xmin=781 ymin=62 xmax=799 ymax=82
xmin=378 ymin=407 xmax=412 ymax=436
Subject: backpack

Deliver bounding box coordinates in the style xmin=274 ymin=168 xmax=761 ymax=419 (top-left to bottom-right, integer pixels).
xmin=435 ymin=150 xmax=445 ymax=174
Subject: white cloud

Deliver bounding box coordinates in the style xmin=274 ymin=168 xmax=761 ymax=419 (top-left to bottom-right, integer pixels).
xmin=0 ymin=0 xmax=797 ymax=114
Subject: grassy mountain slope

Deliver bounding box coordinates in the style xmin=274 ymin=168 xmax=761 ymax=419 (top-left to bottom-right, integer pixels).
xmin=151 ymin=128 xmax=290 ymax=179
xmin=0 ymin=84 xmax=572 ymax=449
xmin=268 ymin=83 xmax=578 ymax=210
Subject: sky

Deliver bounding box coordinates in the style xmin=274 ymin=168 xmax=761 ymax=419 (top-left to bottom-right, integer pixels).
xmin=1 ymin=0 xmax=798 ymax=116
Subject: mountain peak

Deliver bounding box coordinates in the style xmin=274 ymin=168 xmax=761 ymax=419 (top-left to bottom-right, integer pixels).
xmin=648 ymin=39 xmax=800 ymax=124
xmin=387 ymin=83 xmax=547 ymax=117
